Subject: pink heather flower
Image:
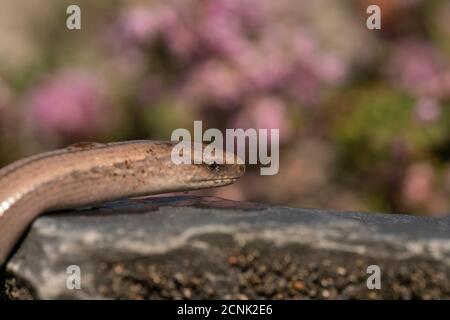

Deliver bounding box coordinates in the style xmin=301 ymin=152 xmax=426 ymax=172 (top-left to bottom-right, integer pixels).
xmin=201 ymin=0 xmax=271 ymax=54
xmin=387 ymin=39 xmax=449 ymax=98
xmin=414 ymin=98 xmax=441 ymax=123
xmin=114 ymin=6 xmax=162 ymax=46
xmin=288 ymin=66 xmax=323 ymax=105
xmin=25 ymin=70 xmax=113 ymax=138
xmin=292 ymin=30 xmax=316 ymax=58
xmin=231 ymin=96 xmax=292 ymax=142
xmin=106 ymin=6 xmax=170 ymax=78
xmin=109 ymin=0 xmax=352 ymax=108
xmin=181 ymin=60 xmax=247 ymax=107
xmin=202 ymin=2 xmax=245 ymax=57
xmin=291 ymin=30 xmax=347 ymax=84
xmin=402 ymin=163 xmax=434 ymax=205
xmin=163 ymin=17 xmax=197 ymax=59
xmin=232 ymin=45 xmax=290 ymax=91
xmin=314 ymin=54 xmax=347 ymax=84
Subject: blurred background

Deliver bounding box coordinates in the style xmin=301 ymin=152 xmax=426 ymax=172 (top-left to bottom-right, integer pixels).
xmin=0 ymin=0 xmax=449 ymax=216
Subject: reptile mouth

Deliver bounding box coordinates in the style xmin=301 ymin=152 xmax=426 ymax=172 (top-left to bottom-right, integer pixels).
xmin=208 ymin=177 xmax=240 ymax=184
xmin=193 ymin=177 xmax=239 ymax=185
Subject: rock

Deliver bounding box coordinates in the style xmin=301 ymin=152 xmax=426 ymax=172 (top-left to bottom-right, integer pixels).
xmin=1 ymin=195 xmax=449 ymax=299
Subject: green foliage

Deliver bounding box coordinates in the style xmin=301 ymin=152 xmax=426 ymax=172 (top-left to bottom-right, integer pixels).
xmin=334 ymin=86 xmax=449 ymax=171
xmin=333 ymin=87 xmax=410 ymax=169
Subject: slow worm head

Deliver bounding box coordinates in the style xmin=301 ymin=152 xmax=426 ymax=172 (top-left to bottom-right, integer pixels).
xmin=0 ymin=140 xmax=245 ymax=265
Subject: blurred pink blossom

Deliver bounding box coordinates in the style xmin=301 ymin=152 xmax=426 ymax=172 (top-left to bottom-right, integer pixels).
xmin=201 ymin=0 xmax=250 ymax=58
xmin=24 ymin=70 xmax=113 ymax=138
xmin=111 ymin=0 xmax=351 ymax=108
xmin=314 ymin=54 xmax=347 ymax=84
xmin=163 ymin=16 xmax=197 ymax=59
xmin=230 ymin=96 xmax=293 ymax=142
xmin=232 ymin=45 xmax=290 ymax=91
xmin=402 ymin=163 xmax=434 ymax=205
xmin=181 ymin=60 xmax=247 ymax=107
xmin=414 ymin=97 xmax=441 ymax=123
xmin=387 ymin=39 xmax=450 ymax=99
xmin=113 ymin=6 xmax=164 ymax=47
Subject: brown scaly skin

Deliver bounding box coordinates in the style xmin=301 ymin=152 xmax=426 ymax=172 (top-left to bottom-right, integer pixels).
xmin=0 ymin=140 xmax=245 ymax=265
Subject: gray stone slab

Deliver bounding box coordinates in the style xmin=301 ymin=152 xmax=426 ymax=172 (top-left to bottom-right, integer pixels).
xmin=1 ymin=196 xmax=449 ymax=299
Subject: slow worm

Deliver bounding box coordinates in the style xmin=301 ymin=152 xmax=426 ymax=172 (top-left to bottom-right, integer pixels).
xmin=0 ymin=140 xmax=245 ymax=265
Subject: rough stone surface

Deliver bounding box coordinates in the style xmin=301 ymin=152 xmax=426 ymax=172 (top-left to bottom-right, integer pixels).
xmin=1 ymin=195 xmax=449 ymax=299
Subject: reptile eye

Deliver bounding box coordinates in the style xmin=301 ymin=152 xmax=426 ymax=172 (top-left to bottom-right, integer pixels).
xmin=206 ymin=161 xmax=220 ymax=171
